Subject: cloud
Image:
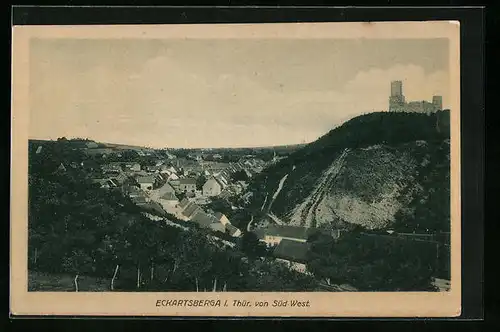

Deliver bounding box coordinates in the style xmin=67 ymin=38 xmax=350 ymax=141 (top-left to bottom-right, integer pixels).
xmin=29 ymin=51 xmax=450 ymax=148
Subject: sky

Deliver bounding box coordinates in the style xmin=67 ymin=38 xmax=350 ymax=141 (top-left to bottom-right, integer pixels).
xmin=29 ymin=38 xmax=450 ymax=148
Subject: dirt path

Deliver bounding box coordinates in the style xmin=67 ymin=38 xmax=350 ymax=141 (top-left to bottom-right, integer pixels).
xmin=267 ymin=212 xmax=284 ymax=226
xmin=267 ymin=173 xmax=289 ymax=213
xmin=289 ymin=149 xmax=349 ymax=226
xmin=306 ymin=149 xmax=349 ymax=226
xmin=260 ymin=193 xmax=268 ymax=211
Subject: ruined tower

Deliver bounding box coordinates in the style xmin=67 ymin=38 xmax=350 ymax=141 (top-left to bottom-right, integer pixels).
xmin=389 ymin=80 xmax=406 ymax=112
xmin=432 ymin=95 xmax=443 ymax=111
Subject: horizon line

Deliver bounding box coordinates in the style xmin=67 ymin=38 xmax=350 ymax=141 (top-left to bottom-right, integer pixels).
xmin=28 ymin=136 xmax=313 ymax=150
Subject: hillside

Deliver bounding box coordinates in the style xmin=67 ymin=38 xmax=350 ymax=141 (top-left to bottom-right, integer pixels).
xmin=245 ymin=110 xmax=451 ymax=232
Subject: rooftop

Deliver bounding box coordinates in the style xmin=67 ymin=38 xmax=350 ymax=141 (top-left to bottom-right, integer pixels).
xmin=182 ymin=202 xmax=202 ymax=219
xmin=136 ymin=175 xmax=156 ymax=184
xmin=157 ymin=182 xmax=176 ymax=195
xmin=191 ymin=212 xmax=219 ymax=228
xmin=179 ymin=197 xmax=191 ymax=209
xmin=132 ymin=196 xmax=148 ymax=204
xmin=253 ymin=225 xmax=320 ymax=241
xmin=273 ymin=239 xmax=311 ymax=264
xmin=225 ymin=223 xmax=240 ymax=236
xmin=179 ymin=178 xmax=197 ymax=185
xmin=160 ymin=192 xmax=178 ymax=201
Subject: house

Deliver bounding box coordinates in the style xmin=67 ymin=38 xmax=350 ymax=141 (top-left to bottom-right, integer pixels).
xmin=167 ymin=166 xmax=178 ymax=174
xmin=272 ymin=239 xmax=311 ymax=274
xmin=85 ymin=141 xmax=99 ymax=149
xmin=131 ymin=196 xmax=148 ymax=205
xmin=225 ymin=224 xmax=242 ymax=238
xmin=315 ymin=282 xmax=358 ymax=292
xmin=202 ymin=177 xmax=223 ymax=197
xmin=126 ymin=185 xmax=147 ymax=198
xmin=214 ymin=174 xmax=229 ymax=189
xmin=243 ymin=168 xmax=254 ymax=178
xmin=84 ymin=148 xmax=115 ymax=156
xmin=158 ymin=192 xmax=179 ymax=210
xmin=129 ymin=163 xmax=141 ymax=172
xmin=431 ymin=278 xmax=451 ymax=292
xmin=179 ymin=197 xmax=191 ymax=209
xmin=136 ymin=175 xmax=156 ymax=191
xmin=185 ymin=190 xmax=196 ymax=198
xmin=160 ymin=192 xmax=178 ymax=202
xmin=146 ymin=165 xmax=161 ymax=173
xmin=90 ymin=178 xmax=117 ymax=189
xmin=253 ymin=225 xmax=320 ymax=247
xmin=91 ymin=178 xmax=110 ymax=189
xmin=160 ymin=167 xmax=172 ymax=175
xmin=209 ymin=222 xmax=226 ymax=233
xmin=191 ymin=212 xmax=225 ymax=233
xmin=179 ymin=178 xmax=197 ymax=193
xmin=112 ymin=173 xmax=129 ymax=186
xmin=213 ymin=212 xmax=231 ymax=226
xmin=102 ymin=163 xmax=122 ymax=174
xmin=108 ymin=178 xmax=119 ymax=188
xmin=167 ymin=173 xmax=180 ymax=181
xmin=55 ymin=163 xmax=67 ymax=173
xmin=155 ymin=173 xmax=167 ymax=183
xmin=156 ymin=182 xmax=176 ymax=197
xmin=181 ymin=201 xmax=202 ymax=219
xmin=165 ymin=152 xmax=177 ymax=160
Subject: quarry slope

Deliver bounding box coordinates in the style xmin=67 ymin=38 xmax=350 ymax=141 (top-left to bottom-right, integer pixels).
xmin=245 ymin=111 xmax=451 ymax=231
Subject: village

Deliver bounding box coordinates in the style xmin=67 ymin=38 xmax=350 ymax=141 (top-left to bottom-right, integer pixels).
xmin=41 ymin=139 xmax=338 ymax=285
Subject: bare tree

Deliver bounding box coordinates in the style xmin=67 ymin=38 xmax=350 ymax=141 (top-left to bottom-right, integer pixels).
xmin=111 ymin=265 xmax=120 ymax=291
xmin=74 ymin=274 xmax=79 ymax=292
xmin=136 ymin=264 xmax=141 ymax=289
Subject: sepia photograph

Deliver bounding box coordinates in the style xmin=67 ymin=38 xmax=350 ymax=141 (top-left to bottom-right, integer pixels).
xmin=11 ymin=21 xmax=461 ymax=317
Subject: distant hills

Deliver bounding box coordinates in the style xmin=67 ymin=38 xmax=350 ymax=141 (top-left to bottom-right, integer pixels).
xmin=244 ymin=110 xmax=451 ymax=233
xmin=29 ymin=138 xmax=307 ymax=153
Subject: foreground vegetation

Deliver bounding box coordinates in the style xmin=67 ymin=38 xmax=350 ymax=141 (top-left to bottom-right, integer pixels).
xmin=307 ymin=230 xmax=448 ymax=291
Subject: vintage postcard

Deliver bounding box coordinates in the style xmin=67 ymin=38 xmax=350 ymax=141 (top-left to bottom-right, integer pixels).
xmin=11 ymin=21 xmax=461 ymax=317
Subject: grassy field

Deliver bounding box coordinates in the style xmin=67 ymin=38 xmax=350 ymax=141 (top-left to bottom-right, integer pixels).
xmin=28 ymin=271 xmax=111 ymax=292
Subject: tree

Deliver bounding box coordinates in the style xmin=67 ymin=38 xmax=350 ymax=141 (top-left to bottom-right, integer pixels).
xmin=232 ymin=170 xmax=249 ymax=182
xmin=239 ymin=232 xmax=268 ymax=260
xmin=196 ymin=175 xmax=207 ymax=191
xmin=207 ymin=198 xmax=232 ymax=216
